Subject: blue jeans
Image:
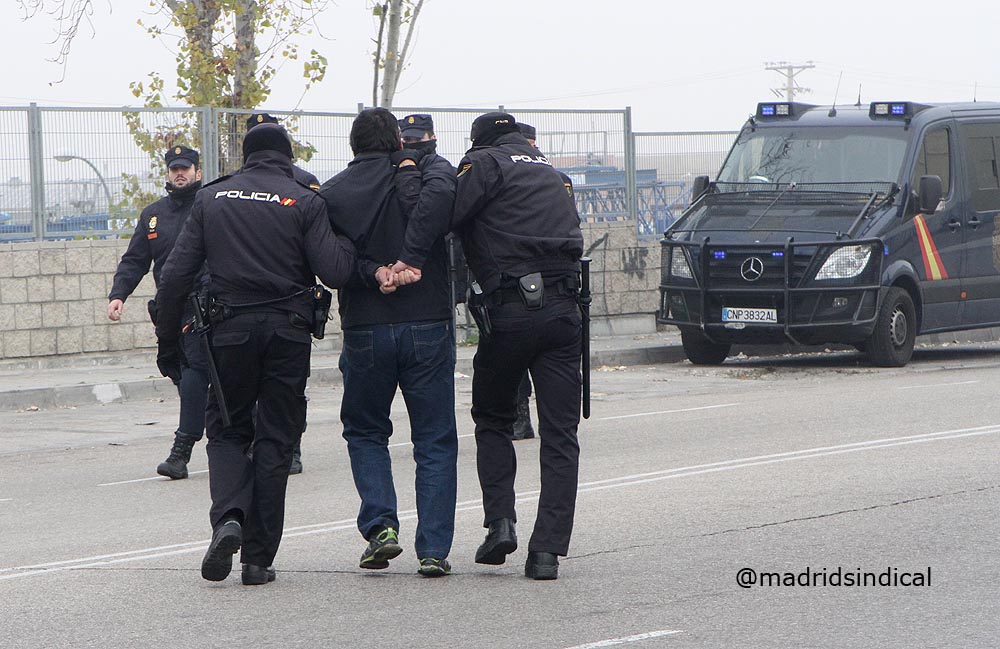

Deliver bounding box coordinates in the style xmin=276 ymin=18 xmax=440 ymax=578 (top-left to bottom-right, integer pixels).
xmin=339 ymin=320 xmax=458 ymax=559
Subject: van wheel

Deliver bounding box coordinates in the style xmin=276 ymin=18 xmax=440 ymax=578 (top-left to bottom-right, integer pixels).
xmin=681 ymin=329 xmax=731 ymax=365
xmin=866 ymin=287 xmax=916 ymax=367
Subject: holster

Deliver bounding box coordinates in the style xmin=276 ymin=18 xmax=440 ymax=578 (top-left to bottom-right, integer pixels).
xmin=468 ymin=281 xmax=493 ymax=339
xmin=311 ymin=285 xmax=333 ymax=339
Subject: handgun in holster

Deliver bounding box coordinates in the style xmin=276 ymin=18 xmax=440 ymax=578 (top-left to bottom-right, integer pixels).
xmin=468 ymin=281 xmax=492 ymax=339
xmin=311 ymin=285 xmax=333 ymax=339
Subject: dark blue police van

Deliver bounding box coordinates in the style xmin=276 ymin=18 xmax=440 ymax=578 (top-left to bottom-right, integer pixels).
xmin=659 ymin=100 xmax=1000 ymax=366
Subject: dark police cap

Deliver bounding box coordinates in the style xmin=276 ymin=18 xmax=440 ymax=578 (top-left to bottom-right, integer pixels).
xmin=470 ymin=112 xmax=519 ymax=143
xmin=517 ymin=122 xmax=537 ymax=141
xmin=164 ymin=145 xmax=199 ymax=168
xmin=399 ymin=114 xmax=434 ymax=138
xmin=242 ymin=122 xmax=293 ymax=161
xmin=246 ymin=112 xmax=280 ymax=131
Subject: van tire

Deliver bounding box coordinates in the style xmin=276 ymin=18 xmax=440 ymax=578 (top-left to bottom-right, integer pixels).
xmin=681 ymin=329 xmax=731 ymax=365
xmin=866 ymin=287 xmax=916 ymax=367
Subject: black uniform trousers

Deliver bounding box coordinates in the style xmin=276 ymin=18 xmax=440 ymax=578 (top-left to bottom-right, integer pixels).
xmin=472 ymin=293 xmax=581 ymax=556
xmin=204 ymin=311 xmax=311 ymax=567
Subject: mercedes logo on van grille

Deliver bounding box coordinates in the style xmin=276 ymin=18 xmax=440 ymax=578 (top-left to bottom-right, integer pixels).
xmin=740 ymin=257 xmax=765 ymax=282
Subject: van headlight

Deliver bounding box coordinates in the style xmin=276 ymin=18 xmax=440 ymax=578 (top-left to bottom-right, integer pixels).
xmin=815 ymin=245 xmax=872 ymax=280
xmin=670 ymin=247 xmax=693 ymax=279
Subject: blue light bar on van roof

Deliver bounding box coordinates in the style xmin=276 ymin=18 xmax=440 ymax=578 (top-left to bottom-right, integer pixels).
xmin=757 ymin=103 xmax=791 ymax=118
xmin=869 ymin=101 xmax=929 ymax=120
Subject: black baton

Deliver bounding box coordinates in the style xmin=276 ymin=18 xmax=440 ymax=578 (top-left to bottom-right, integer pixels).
xmin=579 ymin=257 xmax=592 ymax=419
xmin=189 ymin=295 xmax=231 ymax=428
xmin=447 ymin=235 xmax=458 ymax=349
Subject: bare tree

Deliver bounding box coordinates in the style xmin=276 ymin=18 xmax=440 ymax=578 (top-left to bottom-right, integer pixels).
xmin=371 ymin=0 xmax=424 ymax=108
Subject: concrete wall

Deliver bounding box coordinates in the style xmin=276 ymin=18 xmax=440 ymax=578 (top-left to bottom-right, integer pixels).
xmin=582 ymin=221 xmax=661 ymax=336
xmin=0 ymin=224 xmax=661 ymax=359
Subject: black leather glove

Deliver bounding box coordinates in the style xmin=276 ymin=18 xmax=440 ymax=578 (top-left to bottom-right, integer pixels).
xmin=390 ymin=149 xmax=423 ymax=167
xmin=156 ymin=339 xmax=182 ymax=385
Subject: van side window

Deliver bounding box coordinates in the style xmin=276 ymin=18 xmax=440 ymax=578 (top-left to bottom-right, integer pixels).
xmin=912 ymin=128 xmax=951 ymax=196
xmin=960 ymin=122 xmax=1000 ymax=212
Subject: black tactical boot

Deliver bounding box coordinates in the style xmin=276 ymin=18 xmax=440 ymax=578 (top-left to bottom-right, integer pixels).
xmin=512 ymin=399 xmax=535 ymax=440
xmin=288 ymin=441 xmax=303 ymax=475
xmin=156 ymin=432 xmax=196 ymax=480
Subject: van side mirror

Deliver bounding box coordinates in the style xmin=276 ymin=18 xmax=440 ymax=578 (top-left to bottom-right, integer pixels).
xmin=918 ymin=175 xmax=943 ymax=213
xmin=692 ymin=175 xmax=710 ymax=201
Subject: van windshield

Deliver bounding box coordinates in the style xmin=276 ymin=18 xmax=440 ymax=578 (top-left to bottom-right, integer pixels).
xmin=717 ymin=126 xmax=909 ymax=185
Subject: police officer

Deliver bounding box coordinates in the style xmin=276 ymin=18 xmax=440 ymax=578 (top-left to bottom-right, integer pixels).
xmin=452 ymin=112 xmax=584 ymax=580
xmin=107 ymin=145 xmax=210 ymax=480
xmin=154 ymin=123 xmax=355 ymax=585
xmin=321 ymin=108 xmax=458 ymax=577
xmin=245 ymin=113 xmax=318 ymax=474
xmin=398 ymin=113 xmax=469 ymax=327
xmin=246 ymin=113 xmax=321 ymax=190
xmin=510 ymin=121 xmax=540 ymax=441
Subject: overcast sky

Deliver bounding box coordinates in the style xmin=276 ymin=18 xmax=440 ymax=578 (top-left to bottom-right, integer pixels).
xmin=3 ymin=0 xmax=998 ymax=132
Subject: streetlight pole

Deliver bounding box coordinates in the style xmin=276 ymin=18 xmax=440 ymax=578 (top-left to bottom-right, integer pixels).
xmin=54 ymin=154 xmax=114 ymax=210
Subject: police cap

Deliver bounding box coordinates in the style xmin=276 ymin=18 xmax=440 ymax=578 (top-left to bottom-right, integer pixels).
xmin=517 ymin=122 xmax=537 ymax=141
xmin=242 ymin=123 xmax=294 ymax=161
xmin=399 ymin=114 xmax=434 ymax=139
xmin=164 ymin=145 xmax=199 ymax=169
xmin=470 ymin=112 xmax=518 ymax=143
xmin=246 ymin=113 xmax=281 ymax=131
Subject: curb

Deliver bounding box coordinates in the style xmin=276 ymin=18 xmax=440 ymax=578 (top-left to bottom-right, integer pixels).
xmin=0 ymin=345 xmax=686 ymax=412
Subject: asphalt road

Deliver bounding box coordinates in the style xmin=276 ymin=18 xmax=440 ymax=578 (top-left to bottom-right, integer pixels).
xmin=1 ymin=345 xmax=999 ymax=648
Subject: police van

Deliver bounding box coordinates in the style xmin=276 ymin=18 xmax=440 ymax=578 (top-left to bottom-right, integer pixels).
xmin=658 ymin=100 xmax=1000 ymax=366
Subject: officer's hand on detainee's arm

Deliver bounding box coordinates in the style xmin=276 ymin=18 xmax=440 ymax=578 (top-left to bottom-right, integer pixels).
xmin=156 ymin=339 xmax=183 ymax=385
xmin=107 ymin=299 xmax=125 ymax=321
xmin=390 ymin=149 xmax=423 ymax=168
xmin=390 ymin=261 xmax=422 ymax=286
xmin=376 ymin=266 xmax=398 ymax=295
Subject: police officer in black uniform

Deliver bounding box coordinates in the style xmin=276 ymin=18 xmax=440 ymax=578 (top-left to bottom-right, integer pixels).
xmin=511 ymin=122 xmax=539 ymax=441
xmin=398 ymin=113 xmax=469 ymax=324
xmin=108 ymin=145 xmax=210 ymax=480
xmin=154 ymin=123 xmax=355 ymax=585
xmin=245 ymin=113 xmax=318 ymax=474
xmin=452 ymin=112 xmax=584 ymax=580
xmin=246 ymin=113 xmax=321 ymax=190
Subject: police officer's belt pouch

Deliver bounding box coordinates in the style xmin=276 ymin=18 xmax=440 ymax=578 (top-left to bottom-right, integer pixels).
xmin=517 ymin=272 xmax=545 ymax=310
xmin=311 ymin=285 xmax=333 ymax=339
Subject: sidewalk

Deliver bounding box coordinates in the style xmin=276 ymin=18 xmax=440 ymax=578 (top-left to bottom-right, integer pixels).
xmin=3 ymin=325 xmax=998 ymax=412
xmin=0 ymin=330 xmax=689 ymax=412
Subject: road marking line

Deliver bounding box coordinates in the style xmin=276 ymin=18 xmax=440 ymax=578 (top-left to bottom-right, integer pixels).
xmin=99 ymin=470 xmax=209 ymax=487
xmin=898 ymin=380 xmax=979 ymax=390
xmin=5 ymin=423 xmax=998 ymax=581
xmin=0 ymin=498 xmax=11 ymax=502
xmin=563 ymin=630 xmax=684 ymax=649
xmin=575 ymin=424 xmax=1000 ymax=489
xmin=596 ymin=403 xmax=739 ymax=421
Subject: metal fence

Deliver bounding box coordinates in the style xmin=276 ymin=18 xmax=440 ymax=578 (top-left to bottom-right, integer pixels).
xmin=0 ymin=104 xmax=736 ymax=242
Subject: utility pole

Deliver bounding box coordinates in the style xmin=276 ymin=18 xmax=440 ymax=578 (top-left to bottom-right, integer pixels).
xmin=764 ymin=61 xmax=815 ymax=102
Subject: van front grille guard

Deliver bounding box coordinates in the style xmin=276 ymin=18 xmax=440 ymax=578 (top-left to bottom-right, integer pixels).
xmin=659 ymin=237 xmax=884 ymax=345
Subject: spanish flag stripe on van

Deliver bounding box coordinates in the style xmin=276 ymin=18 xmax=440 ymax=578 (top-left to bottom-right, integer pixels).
xmin=913 ymin=214 xmax=949 ymax=280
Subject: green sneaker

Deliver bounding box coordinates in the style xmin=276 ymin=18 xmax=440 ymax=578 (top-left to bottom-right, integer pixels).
xmin=417 ymin=557 xmax=452 ymax=577
xmin=359 ymin=527 xmax=402 ymax=569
